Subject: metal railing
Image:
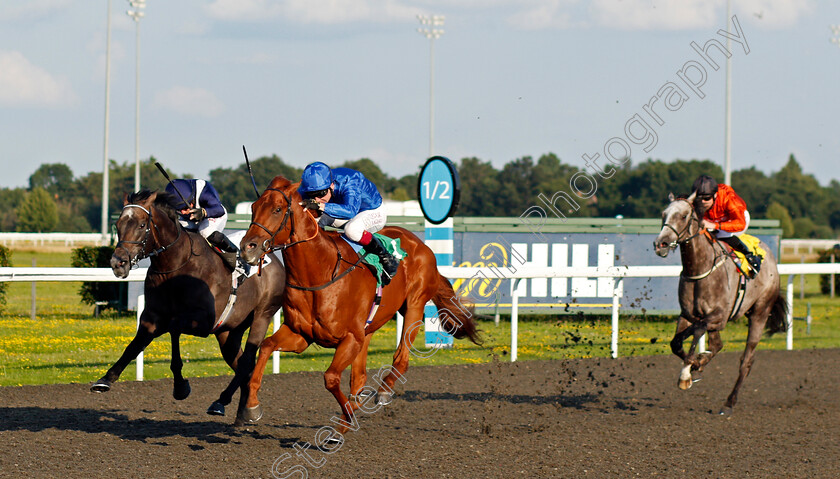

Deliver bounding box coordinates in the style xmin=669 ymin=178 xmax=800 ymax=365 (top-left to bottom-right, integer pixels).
xmin=2 ymin=262 xmax=840 ymax=377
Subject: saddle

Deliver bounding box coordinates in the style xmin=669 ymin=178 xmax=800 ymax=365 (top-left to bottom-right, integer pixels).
xmin=335 ymin=232 xmax=406 ymax=328
xmin=720 ymin=233 xmax=765 ymax=279
xmin=339 ymin=232 xmax=407 ymax=286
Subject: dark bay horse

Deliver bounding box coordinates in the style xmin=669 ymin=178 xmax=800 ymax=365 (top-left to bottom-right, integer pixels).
xmin=237 ymin=176 xmax=481 ymax=429
xmin=654 ymin=192 xmax=788 ymax=415
xmin=93 ymin=190 xmax=285 ymax=421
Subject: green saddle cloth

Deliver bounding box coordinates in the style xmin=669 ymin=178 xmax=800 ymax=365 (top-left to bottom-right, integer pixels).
xmin=360 ymin=233 xmax=407 ymax=285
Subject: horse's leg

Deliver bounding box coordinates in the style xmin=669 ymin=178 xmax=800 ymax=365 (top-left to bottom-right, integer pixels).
xmin=227 ymin=311 xmax=270 ymax=425
xmin=722 ymin=308 xmax=769 ymax=416
xmin=91 ymin=317 xmax=163 ymax=392
xmin=669 ymin=316 xmax=694 ymax=361
xmin=349 ymin=333 xmax=372 ymax=402
xmin=207 ymin=325 xmax=248 ymax=416
xmin=695 ymin=329 xmax=724 ymax=373
xmin=377 ymin=303 xmax=417 ymax=406
xmin=169 ymin=332 xmax=191 ymax=400
xmin=675 ymin=322 xmax=706 ymax=390
xmin=324 ymin=335 xmax=364 ymax=434
xmin=236 ymin=324 xmax=309 ymax=426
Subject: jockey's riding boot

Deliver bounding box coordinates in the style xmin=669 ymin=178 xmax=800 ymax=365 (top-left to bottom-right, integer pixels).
xmin=207 ymin=231 xmax=239 ymax=271
xmin=720 ymin=235 xmax=762 ymax=274
xmin=364 ymin=235 xmax=399 ymax=281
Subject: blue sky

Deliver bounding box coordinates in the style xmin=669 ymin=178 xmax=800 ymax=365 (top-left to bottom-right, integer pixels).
xmin=1 ymin=0 xmax=838 ymax=190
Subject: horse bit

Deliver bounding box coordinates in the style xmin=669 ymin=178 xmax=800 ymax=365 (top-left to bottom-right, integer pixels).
xmin=115 ymin=204 xmax=182 ymax=267
xmin=660 ymin=199 xmax=703 ymax=250
xmin=249 ymin=188 xmax=296 ymax=254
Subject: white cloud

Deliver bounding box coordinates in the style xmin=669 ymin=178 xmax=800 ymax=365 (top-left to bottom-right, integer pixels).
xmin=588 ymin=0 xmax=813 ymax=31
xmin=205 ymin=0 xmax=421 ymax=24
xmin=205 ymin=0 xmax=285 ymax=22
xmin=590 ymin=0 xmax=721 ymax=31
xmin=735 ymin=0 xmax=814 ymax=29
xmin=0 ymin=50 xmax=77 ymax=108
xmin=152 ymin=86 xmax=225 ymax=118
xmin=507 ymin=0 xmax=576 ymax=30
xmin=201 ymin=0 xmax=815 ymax=30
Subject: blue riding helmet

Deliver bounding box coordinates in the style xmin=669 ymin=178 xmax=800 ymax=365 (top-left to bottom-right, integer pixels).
xmin=299 ymin=162 xmax=333 ymax=196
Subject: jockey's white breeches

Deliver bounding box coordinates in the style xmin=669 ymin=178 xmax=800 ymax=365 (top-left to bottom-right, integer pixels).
xmin=332 ymin=205 xmax=387 ymax=243
xmin=179 ymin=213 xmax=227 ymax=239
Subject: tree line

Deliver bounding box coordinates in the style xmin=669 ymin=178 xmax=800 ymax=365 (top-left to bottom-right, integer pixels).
xmin=1 ymin=153 xmax=838 ymax=239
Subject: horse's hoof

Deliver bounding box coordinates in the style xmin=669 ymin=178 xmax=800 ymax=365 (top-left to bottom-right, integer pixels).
xmin=173 ymin=380 xmax=191 ymax=401
xmin=234 ymin=404 xmax=263 ymax=426
xmin=719 ymin=406 xmax=733 ymax=417
xmin=678 ymin=378 xmax=692 ymax=390
xmin=207 ymin=401 xmax=226 ymax=416
xmin=350 ymin=389 xmax=376 ymax=404
xmin=90 ymin=379 xmax=112 ymax=393
xmin=377 ymin=391 xmax=394 ymax=406
xmin=323 ymin=435 xmax=344 ymax=446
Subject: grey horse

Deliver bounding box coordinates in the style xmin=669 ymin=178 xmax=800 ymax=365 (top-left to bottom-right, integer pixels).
xmin=654 ymin=192 xmax=788 ymax=415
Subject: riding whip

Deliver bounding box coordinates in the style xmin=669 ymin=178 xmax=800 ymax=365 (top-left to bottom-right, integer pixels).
xmin=243 ymin=145 xmax=261 ymax=199
xmin=154 ymin=161 xmax=191 ymax=208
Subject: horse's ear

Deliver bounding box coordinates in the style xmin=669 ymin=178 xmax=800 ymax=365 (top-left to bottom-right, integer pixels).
xmin=687 ymin=191 xmax=696 ymax=202
xmin=123 ymin=192 xmax=129 ymax=206
xmin=269 ymin=176 xmax=293 ymax=189
xmin=668 ymin=192 xmax=675 ymax=202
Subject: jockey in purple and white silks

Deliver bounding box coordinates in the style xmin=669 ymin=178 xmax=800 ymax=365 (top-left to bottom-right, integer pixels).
xmin=298 ymin=162 xmax=399 ymax=280
xmin=165 ymin=178 xmax=239 ymax=270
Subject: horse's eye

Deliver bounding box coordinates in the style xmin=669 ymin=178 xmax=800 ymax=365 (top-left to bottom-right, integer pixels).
xmin=139 ymin=222 xmax=146 ymax=229
xmin=684 ymin=214 xmax=689 ymax=220
xmin=274 ymin=207 xmax=283 ymax=214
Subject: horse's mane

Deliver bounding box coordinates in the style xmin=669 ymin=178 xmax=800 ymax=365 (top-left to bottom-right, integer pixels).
xmin=127 ymin=189 xmax=179 ymax=222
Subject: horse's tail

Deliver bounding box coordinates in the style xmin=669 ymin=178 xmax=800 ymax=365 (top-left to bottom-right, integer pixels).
xmin=765 ymin=291 xmax=789 ymax=336
xmin=431 ymin=274 xmax=482 ymax=345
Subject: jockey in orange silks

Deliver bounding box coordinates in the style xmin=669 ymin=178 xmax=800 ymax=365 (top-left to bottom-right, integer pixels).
xmin=692 ymin=174 xmax=762 ymax=274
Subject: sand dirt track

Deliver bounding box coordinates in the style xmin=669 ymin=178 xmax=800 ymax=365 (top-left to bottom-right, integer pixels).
xmin=1 ymin=349 xmax=839 ymax=478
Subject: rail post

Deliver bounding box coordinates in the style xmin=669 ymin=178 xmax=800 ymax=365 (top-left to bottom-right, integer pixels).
xmin=510 ymin=278 xmax=522 ymax=362
xmin=610 ymin=277 xmax=622 ymax=359
xmin=136 ymin=294 xmax=144 ymax=381
xmin=786 ymin=275 xmax=795 ymax=350
xmin=272 ymin=309 xmax=282 ymax=374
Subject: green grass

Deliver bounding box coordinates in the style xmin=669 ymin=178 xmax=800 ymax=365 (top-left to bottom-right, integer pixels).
xmin=1 ymin=248 xmax=838 ymax=386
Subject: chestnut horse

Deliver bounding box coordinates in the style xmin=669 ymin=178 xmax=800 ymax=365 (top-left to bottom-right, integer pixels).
xmin=654 ymin=192 xmax=788 ymax=415
xmin=237 ymin=176 xmax=481 ymax=428
xmin=94 ymin=190 xmax=285 ymax=421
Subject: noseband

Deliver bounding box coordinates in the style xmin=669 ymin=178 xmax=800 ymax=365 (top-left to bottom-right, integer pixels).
xmin=115 ymin=203 xmax=183 ymax=267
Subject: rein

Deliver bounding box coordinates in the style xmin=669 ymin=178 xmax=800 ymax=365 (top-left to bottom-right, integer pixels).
xmin=661 ymin=199 xmax=704 ymax=249
xmin=249 ymin=187 xmax=318 ymax=253
xmin=115 ymin=203 xmax=193 ymax=274
xmin=251 ymin=187 xmax=361 ymax=291
xmin=661 ymin=199 xmax=727 ymax=282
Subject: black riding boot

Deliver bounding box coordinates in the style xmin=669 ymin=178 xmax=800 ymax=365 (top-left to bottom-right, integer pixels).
xmin=719 ymin=236 xmax=761 ymax=274
xmin=207 ymin=231 xmax=239 ymax=271
xmin=364 ymin=235 xmax=399 ymax=282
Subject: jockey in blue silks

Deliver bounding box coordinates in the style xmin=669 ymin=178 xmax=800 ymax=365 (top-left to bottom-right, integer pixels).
xmin=165 ymin=178 xmax=239 ymax=270
xmin=298 ymin=162 xmax=399 ymax=280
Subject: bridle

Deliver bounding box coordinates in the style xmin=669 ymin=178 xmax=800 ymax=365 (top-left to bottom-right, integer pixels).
xmin=248 ymin=187 xmax=296 ymax=253
xmin=248 ymin=186 xmax=363 ymax=290
xmin=660 ymin=199 xmax=703 ymax=249
xmin=660 ymin=198 xmax=728 ymax=281
xmin=249 ymin=187 xmax=329 ymax=254
xmin=114 ymin=203 xmax=186 ymax=270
